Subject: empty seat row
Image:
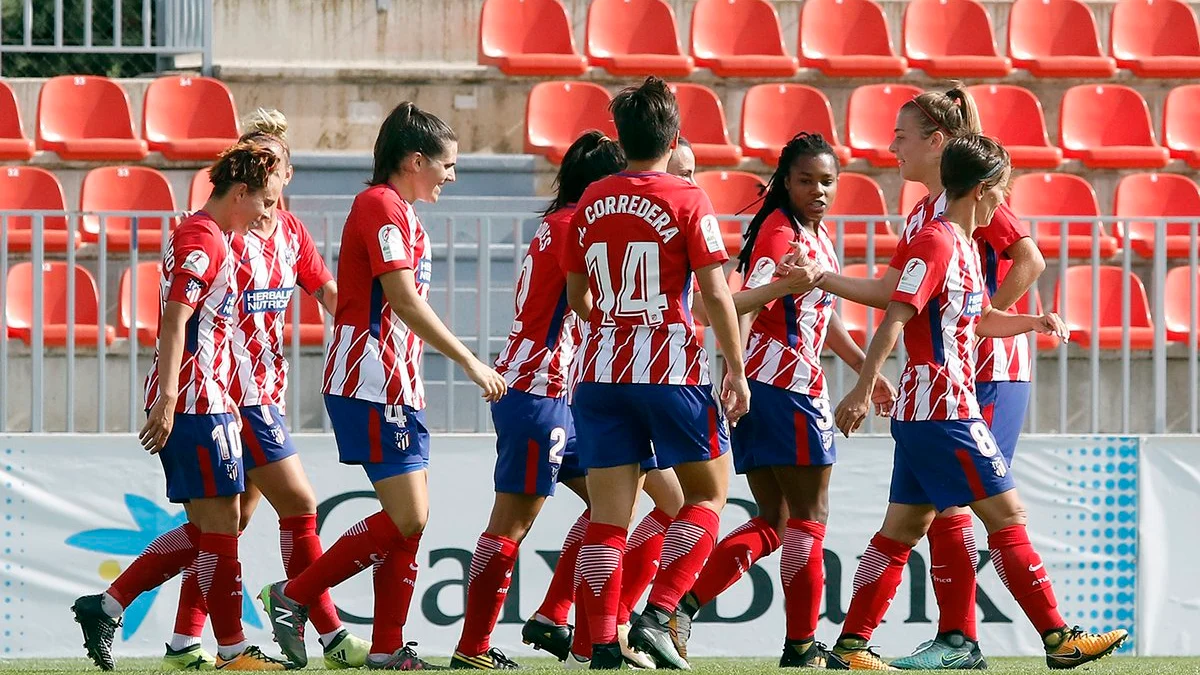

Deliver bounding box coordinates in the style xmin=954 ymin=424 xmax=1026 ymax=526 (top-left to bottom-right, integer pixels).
xmin=4 ymin=262 xmax=326 ymax=347
xmin=699 ymin=170 xmax=1200 ymax=260
xmin=0 ymin=166 xmax=215 ymax=251
xmin=0 ymin=75 xmax=239 ymax=162
xmin=527 ymin=81 xmax=1200 ymax=171
xmin=481 ymin=0 xmax=1200 ymax=79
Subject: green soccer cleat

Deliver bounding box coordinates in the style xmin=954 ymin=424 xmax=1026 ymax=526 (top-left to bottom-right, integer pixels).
xmin=628 ymin=606 xmax=689 ymax=670
xmin=778 ymin=638 xmax=829 ymax=668
xmin=324 ymin=629 xmax=371 ymax=669
xmin=450 ymin=647 xmax=519 ymax=670
xmin=521 ymin=617 xmax=573 ymax=661
xmin=163 ymin=643 xmax=217 ymax=671
xmin=72 ymin=594 xmax=120 ymax=671
xmin=889 ymin=632 xmax=986 ymax=670
xmin=258 ymin=581 xmax=309 ymax=669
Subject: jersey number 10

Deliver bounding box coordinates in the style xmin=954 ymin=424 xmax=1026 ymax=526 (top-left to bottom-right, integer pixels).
xmin=585 ymin=242 xmax=670 ymax=325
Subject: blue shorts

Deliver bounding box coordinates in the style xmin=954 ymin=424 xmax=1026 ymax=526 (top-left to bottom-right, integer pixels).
xmin=239 ymin=404 xmax=297 ymax=470
xmin=324 ymin=394 xmax=431 ymax=484
xmin=733 ymin=381 xmax=836 ymax=474
xmin=157 ymin=412 xmax=245 ymax=504
xmin=491 ymin=389 xmax=577 ymax=496
xmin=976 ymin=381 xmax=1030 ymax=465
xmin=573 ymin=382 xmax=729 ymax=471
xmin=889 ymin=419 xmax=1015 ymax=512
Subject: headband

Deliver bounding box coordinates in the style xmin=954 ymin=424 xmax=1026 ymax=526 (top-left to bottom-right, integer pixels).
xmin=911 ymin=97 xmax=950 ymax=136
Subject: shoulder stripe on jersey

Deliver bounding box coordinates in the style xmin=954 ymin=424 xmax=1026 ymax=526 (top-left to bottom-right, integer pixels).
xmin=927 ymin=296 xmax=945 ymax=366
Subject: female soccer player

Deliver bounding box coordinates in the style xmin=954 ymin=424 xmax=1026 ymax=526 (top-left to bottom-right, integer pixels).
xmin=260 ymin=102 xmax=507 ymax=670
xmin=827 ymin=135 xmax=1127 ymax=671
xmin=564 ymin=77 xmax=749 ymax=670
xmin=164 ymin=110 xmax=370 ymax=671
xmin=783 ymin=87 xmax=1047 ymax=670
xmin=671 ymin=133 xmax=896 ymax=669
xmin=72 ymin=141 xmax=291 ymax=671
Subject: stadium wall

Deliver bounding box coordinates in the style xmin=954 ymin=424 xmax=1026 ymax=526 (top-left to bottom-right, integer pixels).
xmin=0 ymin=433 xmax=1195 ymax=658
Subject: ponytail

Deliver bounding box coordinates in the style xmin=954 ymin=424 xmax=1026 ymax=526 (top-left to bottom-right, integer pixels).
xmin=902 ymin=83 xmax=982 ymax=139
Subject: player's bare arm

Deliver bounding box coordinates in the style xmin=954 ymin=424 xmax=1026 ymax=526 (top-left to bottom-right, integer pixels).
xmin=988 ymin=238 xmax=1045 ymax=311
xmin=380 ymin=268 xmax=507 ymax=402
xmin=140 ymin=300 xmax=194 ymax=454
xmin=695 ymin=262 xmax=750 ymax=424
xmin=976 ymin=306 xmax=1070 ymax=342
xmin=565 ymin=271 xmax=592 ymax=320
xmin=312 ymin=280 xmax=337 ymax=314
xmin=825 ymin=312 xmax=897 ymax=417
xmin=834 ymin=301 xmax=915 ymax=436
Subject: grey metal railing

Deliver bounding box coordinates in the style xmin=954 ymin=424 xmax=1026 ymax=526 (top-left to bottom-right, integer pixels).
xmin=3 ymin=210 xmax=1200 ymax=435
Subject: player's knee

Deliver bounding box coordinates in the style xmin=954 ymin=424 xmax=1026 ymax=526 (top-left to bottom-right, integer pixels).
xmin=272 ymin=490 xmax=318 ymax=519
xmin=981 ymin=502 xmax=1028 ymax=532
xmin=388 ymin=510 xmax=428 ymax=538
xmin=788 ymin=499 xmax=829 ymax=525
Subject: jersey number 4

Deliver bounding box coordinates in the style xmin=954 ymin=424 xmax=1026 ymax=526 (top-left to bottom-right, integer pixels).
xmin=585 ymin=242 xmax=670 ymax=325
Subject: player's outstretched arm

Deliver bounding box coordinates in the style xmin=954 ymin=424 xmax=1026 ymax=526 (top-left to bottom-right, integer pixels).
xmin=779 ymin=242 xmax=899 ymax=310
xmin=379 ymin=268 xmax=507 ymax=402
xmin=696 ymin=263 xmax=750 ymax=424
xmin=825 ymin=312 xmax=897 ymax=417
xmin=140 ymin=301 xmax=194 ymax=454
xmin=988 ymin=238 xmax=1044 ymax=312
xmin=834 ymin=301 xmax=913 ymax=436
xmin=977 ymin=307 xmax=1070 ymax=342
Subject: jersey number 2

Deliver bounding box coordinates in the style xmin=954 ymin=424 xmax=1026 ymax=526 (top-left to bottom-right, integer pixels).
xmin=584 ymin=242 xmax=669 ymax=325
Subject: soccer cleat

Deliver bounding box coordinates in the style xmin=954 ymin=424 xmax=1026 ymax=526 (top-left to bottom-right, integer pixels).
xmin=259 ymin=581 xmax=309 ymax=669
xmin=522 ymin=618 xmax=574 ymax=661
xmin=1044 ymin=626 xmax=1128 ymax=670
xmin=367 ymin=643 xmax=447 ymax=670
xmin=450 ymin=647 xmax=519 ymax=670
xmin=670 ymin=593 xmax=699 ymax=661
xmin=779 ymin=639 xmax=829 ymax=668
xmin=72 ymin=594 xmax=120 ymax=671
xmin=628 ymin=606 xmax=689 ymax=670
xmin=618 ymin=622 xmax=657 ymax=669
xmin=827 ymin=637 xmax=897 ymax=671
xmin=163 ymin=643 xmax=217 ymax=670
xmin=215 ymin=645 xmax=294 ymax=670
xmin=589 ymin=642 xmax=625 ymax=670
xmin=889 ymin=632 xmax=986 ymax=670
xmin=564 ymin=653 xmax=591 ymax=670
xmin=324 ymin=629 xmax=371 ymax=669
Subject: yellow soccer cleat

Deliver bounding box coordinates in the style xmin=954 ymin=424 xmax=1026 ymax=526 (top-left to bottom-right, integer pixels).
xmin=1044 ymin=626 xmax=1129 ymax=670
xmin=324 ymin=630 xmax=371 ymax=669
xmin=215 ymin=645 xmax=294 ymax=671
xmin=827 ymin=637 xmax=898 ymax=671
xmin=163 ymin=643 xmax=216 ymax=671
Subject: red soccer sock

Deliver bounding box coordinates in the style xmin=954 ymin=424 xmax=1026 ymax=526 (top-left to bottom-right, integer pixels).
xmin=928 ymin=514 xmax=980 ymax=640
xmin=571 ymin=571 xmax=593 ymax=659
xmin=690 ymin=517 xmax=781 ymax=607
xmin=106 ymin=523 xmax=200 ymax=608
xmin=172 ymin=563 xmax=207 ymax=638
xmin=280 ymin=514 xmax=341 ymax=635
xmin=988 ymin=525 xmax=1065 ymax=635
xmin=617 ymin=508 xmax=671 ymax=625
xmin=195 ymin=533 xmax=245 ymax=648
xmin=286 ymin=510 xmax=401 ymax=607
xmin=782 ymin=519 xmax=825 ymax=642
xmin=537 ymin=510 xmax=589 ymax=625
xmin=577 ymin=523 xmax=626 ymax=646
xmin=457 ymin=533 xmax=519 ymax=656
xmin=840 ymin=533 xmax=913 ymax=641
xmin=647 ymin=505 xmax=719 ymax=612
xmin=371 ymin=533 xmax=422 ymax=656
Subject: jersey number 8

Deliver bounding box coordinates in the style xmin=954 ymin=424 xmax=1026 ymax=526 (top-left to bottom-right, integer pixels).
xmin=969 ymin=421 xmax=999 ymax=458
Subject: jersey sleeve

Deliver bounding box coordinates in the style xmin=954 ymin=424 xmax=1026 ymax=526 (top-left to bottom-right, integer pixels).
xmin=165 ymin=225 xmax=223 ymax=308
xmin=890 ymin=228 xmax=953 ymax=310
xmin=362 ymin=193 xmax=418 ymax=278
xmin=291 ymin=215 xmax=333 ymax=293
xmin=564 ymin=206 xmax=588 ymax=275
xmin=976 ymin=202 xmax=1029 ymax=258
xmin=685 ymin=190 xmax=730 ymax=270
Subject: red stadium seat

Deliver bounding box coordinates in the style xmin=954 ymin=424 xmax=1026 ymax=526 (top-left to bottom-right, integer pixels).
xmin=839 ymin=264 xmax=888 ymax=346
xmin=1114 ymin=173 xmax=1200 ymax=258
xmin=669 ymin=83 xmax=741 ymax=166
xmin=846 ymin=84 xmax=922 ymax=167
xmin=902 ymin=0 xmax=1013 ymax=77
xmin=189 ymin=168 xmax=213 ymax=212
xmin=1059 ymin=85 xmax=1170 ymax=169
xmin=1164 ymin=266 xmax=1200 ymax=343
xmin=694 ymin=170 xmax=764 ymax=256
xmin=1110 ymin=0 xmax=1200 ymax=78
xmin=80 ymin=166 xmax=178 ymax=251
xmin=1007 ymin=0 xmax=1116 ymax=77
xmin=5 ymin=262 xmax=115 ymax=347
xmin=967 ymin=85 xmax=1063 ymax=169
xmin=0 ymin=167 xmax=75 ymax=252
xmin=898 ymin=181 xmax=926 ymax=216
xmin=0 ymin=80 xmax=35 ymax=160
xmin=1055 ymin=265 xmax=1154 ymax=349
xmin=826 ymin=173 xmax=898 ymax=258
xmin=690 ymin=0 xmax=798 ymax=77
xmin=143 ymin=76 xmax=239 ymax=161
xmin=586 ymin=0 xmax=694 ymax=76
xmin=1007 ymin=173 xmax=1115 ymax=259
xmin=118 ymin=262 xmax=163 ymax=347
xmin=524 ymin=82 xmax=615 ymax=164
xmin=283 ymin=292 xmax=328 ymax=346
xmin=739 ymin=85 xmax=850 ymax=166
xmin=798 ymin=0 xmax=907 ymax=77
xmin=1164 ymin=85 xmax=1200 ymax=169
xmin=36 ymin=75 xmax=148 ymax=161
xmin=478 ymin=0 xmax=588 ymax=76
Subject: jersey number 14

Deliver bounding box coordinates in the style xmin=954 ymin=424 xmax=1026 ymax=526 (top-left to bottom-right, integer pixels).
xmin=585 ymin=242 xmax=670 ymax=325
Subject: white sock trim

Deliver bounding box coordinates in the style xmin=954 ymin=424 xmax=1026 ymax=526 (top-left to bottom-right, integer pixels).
xmin=99 ymin=593 xmax=123 ymax=618
xmin=169 ymin=633 xmax=202 ymax=651
xmin=319 ymin=628 xmax=346 ymax=648
xmin=216 ymin=641 xmax=250 ymax=660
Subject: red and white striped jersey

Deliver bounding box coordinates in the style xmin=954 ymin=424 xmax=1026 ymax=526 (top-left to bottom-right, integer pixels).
xmin=891 ymin=218 xmax=988 ymax=421
xmin=890 ymin=191 xmax=947 ymax=268
xmin=229 ymin=209 xmax=333 ymax=409
xmin=493 ymin=206 xmax=578 ymax=398
xmin=565 ymin=172 xmax=728 ymax=385
xmin=144 ymin=212 xmax=238 ymax=414
xmin=322 ymin=184 xmax=431 ymax=408
xmin=974 ymin=203 xmax=1032 ymax=383
xmin=741 ymin=210 xmax=840 ymax=398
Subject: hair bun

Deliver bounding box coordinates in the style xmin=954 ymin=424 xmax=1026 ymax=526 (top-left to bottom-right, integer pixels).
xmin=243 ymin=108 xmax=289 ymax=140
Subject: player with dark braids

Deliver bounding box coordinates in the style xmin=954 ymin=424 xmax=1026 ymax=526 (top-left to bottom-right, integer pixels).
xmin=670 ymin=133 xmax=896 ymax=668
